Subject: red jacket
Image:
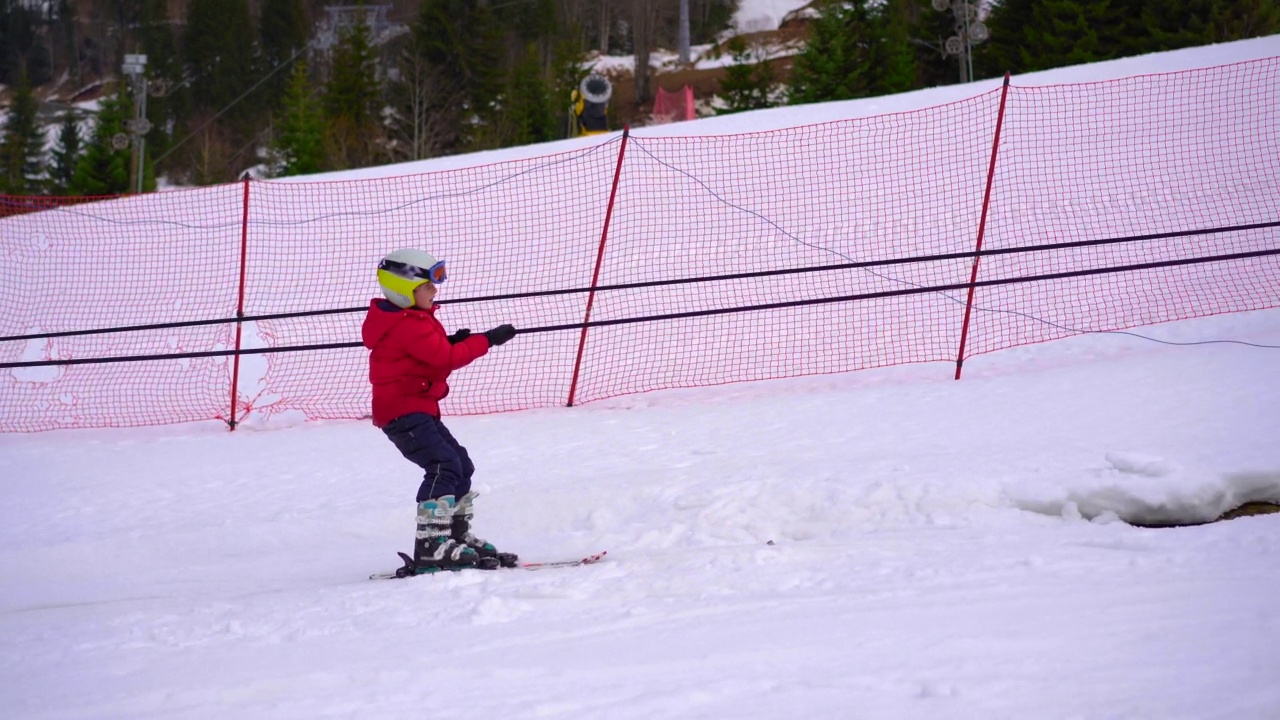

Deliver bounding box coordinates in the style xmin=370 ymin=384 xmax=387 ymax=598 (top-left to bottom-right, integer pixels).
xmin=361 ymin=299 xmax=490 ymax=426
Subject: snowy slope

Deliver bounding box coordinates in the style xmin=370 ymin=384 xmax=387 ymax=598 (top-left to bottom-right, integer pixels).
xmin=2 ymin=38 xmax=1279 ymax=720
xmin=2 ymin=310 xmax=1278 ymax=719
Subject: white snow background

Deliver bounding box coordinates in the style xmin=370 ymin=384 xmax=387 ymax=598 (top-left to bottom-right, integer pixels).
xmin=3 ymin=31 xmax=1280 ymax=720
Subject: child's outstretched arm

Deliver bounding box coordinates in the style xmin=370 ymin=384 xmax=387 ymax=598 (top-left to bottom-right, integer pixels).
xmin=404 ymin=329 xmax=490 ymax=372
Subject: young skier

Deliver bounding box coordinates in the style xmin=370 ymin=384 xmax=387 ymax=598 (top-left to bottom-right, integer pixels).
xmin=362 ymin=249 xmax=518 ymax=573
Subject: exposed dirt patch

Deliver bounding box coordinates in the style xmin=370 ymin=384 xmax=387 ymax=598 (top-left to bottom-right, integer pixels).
xmin=1217 ymin=501 xmax=1280 ymax=521
xmin=1129 ymin=502 xmax=1280 ymax=528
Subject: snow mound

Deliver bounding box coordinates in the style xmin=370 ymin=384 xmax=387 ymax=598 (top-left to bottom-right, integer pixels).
xmin=1008 ymin=453 xmax=1280 ymax=526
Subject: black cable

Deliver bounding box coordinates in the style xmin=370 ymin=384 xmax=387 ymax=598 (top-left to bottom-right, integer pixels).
xmin=5 ymin=245 xmax=1277 ymax=369
xmin=0 ymin=306 xmax=360 ymax=342
xmin=4 ymin=219 xmax=1275 ymax=343
xmin=18 ymin=125 xmax=1276 ymax=355
xmin=625 ymin=137 xmax=1280 ymax=352
xmin=8 ymin=127 xmax=1278 ymax=360
xmin=2 ymin=342 xmax=360 ymax=368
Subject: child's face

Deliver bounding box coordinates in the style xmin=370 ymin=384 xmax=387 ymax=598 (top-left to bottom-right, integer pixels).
xmin=413 ymin=282 xmax=437 ymax=308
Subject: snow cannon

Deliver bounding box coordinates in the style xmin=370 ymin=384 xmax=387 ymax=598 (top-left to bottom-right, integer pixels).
xmin=573 ymin=74 xmax=612 ymax=136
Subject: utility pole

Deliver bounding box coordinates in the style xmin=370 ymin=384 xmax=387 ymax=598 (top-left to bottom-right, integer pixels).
xmin=932 ymin=0 xmax=989 ymax=84
xmin=122 ymin=54 xmax=151 ymax=193
xmin=678 ymin=0 xmax=690 ymax=64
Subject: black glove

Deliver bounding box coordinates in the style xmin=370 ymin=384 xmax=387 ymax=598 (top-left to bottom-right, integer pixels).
xmin=447 ymin=328 xmax=471 ymax=344
xmin=484 ymin=324 xmax=517 ymax=347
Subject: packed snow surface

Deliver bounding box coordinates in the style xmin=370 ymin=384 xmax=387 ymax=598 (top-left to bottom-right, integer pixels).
xmin=3 ymin=34 xmax=1280 ymax=720
xmin=2 ymin=309 xmax=1279 ymax=719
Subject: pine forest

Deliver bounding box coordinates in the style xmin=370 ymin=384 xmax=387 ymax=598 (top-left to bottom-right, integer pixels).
xmin=0 ymin=0 xmax=1276 ymax=195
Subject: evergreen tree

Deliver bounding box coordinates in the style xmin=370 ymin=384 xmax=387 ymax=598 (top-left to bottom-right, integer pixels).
xmin=0 ymin=71 xmax=44 ymax=195
xmin=137 ymin=0 xmax=185 ymax=178
xmin=1109 ymin=0 xmax=1156 ymax=56
xmin=415 ymin=0 xmax=506 ymax=148
xmin=1209 ymin=0 xmax=1280 ymax=41
xmin=69 ymin=91 xmax=134 ymax=196
xmin=717 ymin=37 xmax=776 ymax=114
xmin=54 ymin=0 xmax=80 ymax=86
xmin=1137 ymin=0 xmax=1211 ymax=52
xmin=979 ymin=0 xmax=1036 ymax=76
xmin=184 ymin=0 xmax=256 ymax=113
xmin=874 ymin=0 xmax=917 ymax=94
xmin=507 ymin=0 xmax=559 ymax=44
xmin=500 ymin=0 xmax=565 ymax=141
xmin=324 ymin=19 xmax=379 ymax=130
xmin=981 ymin=0 xmax=1277 ymax=77
xmin=790 ymin=0 xmax=907 ymax=103
xmin=47 ymin=110 xmax=83 ymax=194
xmin=323 ymin=18 xmax=382 ymax=168
xmin=0 ymin=2 xmax=53 ymax=86
xmin=790 ymin=1 xmax=870 ymax=104
xmin=550 ymin=36 xmax=588 ymax=139
xmin=183 ymin=0 xmax=259 ymax=150
xmin=136 ymin=0 xmax=181 ymax=97
xmin=503 ymin=43 xmax=558 ymax=146
xmin=270 ymin=61 xmax=325 ymax=176
xmin=259 ymin=0 xmax=309 ymax=104
xmin=1020 ymin=0 xmax=1109 ymax=72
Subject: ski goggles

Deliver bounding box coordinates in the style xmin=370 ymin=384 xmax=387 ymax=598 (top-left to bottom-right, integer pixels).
xmin=379 ymin=258 xmax=447 ymax=284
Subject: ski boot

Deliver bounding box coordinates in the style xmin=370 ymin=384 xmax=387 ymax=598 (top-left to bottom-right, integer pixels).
xmin=408 ymin=496 xmax=496 ymax=574
xmin=453 ymin=491 xmax=519 ymax=568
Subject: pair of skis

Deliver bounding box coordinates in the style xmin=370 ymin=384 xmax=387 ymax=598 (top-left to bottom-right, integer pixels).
xmin=371 ymin=550 xmax=607 ymax=580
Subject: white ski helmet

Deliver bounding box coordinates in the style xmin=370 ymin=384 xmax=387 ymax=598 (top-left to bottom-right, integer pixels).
xmin=377 ymin=248 xmax=446 ymax=308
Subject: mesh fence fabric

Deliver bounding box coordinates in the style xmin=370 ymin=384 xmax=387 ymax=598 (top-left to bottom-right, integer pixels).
xmin=1 ymin=194 xmax=118 ymax=220
xmin=972 ymin=58 xmax=1280 ymax=356
xmin=571 ymin=91 xmax=999 ymax=404
xmin=652 ymin=85 xmax=697 ymax=123
xmin=239 ymin=141 xmax=622 ymax=422
xmin=1 ymin=186 xmax=247 ymax=431
xmin=2 ymin=57 xmax=1277 ymax=432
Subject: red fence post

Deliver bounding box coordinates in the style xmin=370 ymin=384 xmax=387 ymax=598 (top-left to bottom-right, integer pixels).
xmin=955 ymin=73 xmax=1012 ymax=380
xmin=228 ymin=178 xmax=252 ymax=430
xmin=567 ymin=127 xmax=631 ymax=407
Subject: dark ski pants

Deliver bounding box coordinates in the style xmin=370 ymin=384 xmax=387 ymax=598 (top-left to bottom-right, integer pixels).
xmin=382 ymin=413 xmax=474 ymax=502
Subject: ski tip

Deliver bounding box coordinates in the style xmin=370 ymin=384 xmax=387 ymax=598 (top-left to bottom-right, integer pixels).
xmin=515 ymin=550 xmax=609 ymax=570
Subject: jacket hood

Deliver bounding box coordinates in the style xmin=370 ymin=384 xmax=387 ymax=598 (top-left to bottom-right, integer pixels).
xmin=362 ymin=298 xmax=435 ymax=349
